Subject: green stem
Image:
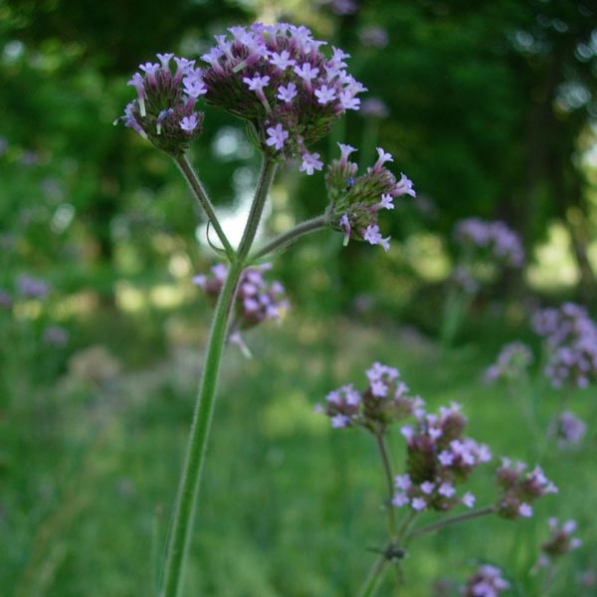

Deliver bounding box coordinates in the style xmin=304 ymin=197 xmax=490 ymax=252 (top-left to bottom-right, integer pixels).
xmin=160 ymin=156 xmax=279 ymax=597
xmin=160 ymin=259 xmax=243 ymax=597
xmin=357 ymin=554 xmax=389 ymax=597
xmin=237 ymin=157 xmax=278 ymax=261
xmin=174 ymin=154 xmax=235 ymax=259
xmin=250 ymin=214 xmax=328 ymax=261
xmin=375 ymin=433 xmax=398 ymax=539
xmin=405 ymin=505 xmax=495 ymax=540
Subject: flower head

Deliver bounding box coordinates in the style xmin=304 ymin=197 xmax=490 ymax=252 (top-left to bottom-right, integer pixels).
xmin=454 ymin=218 xmax=525 ymax=268
xmin=532 ymin=302 xmax=597 ymax=388
xmin=536 ymin=518 xmax=582 ymax=569
xmin=462 ymin=564 xmax=510 ymax=597
xmin=316 ymin=361 xmax=422 ymax=431
xmin=200 ymin=23 xmax=366 ymax=171
xmin=117 ymin=53 xmax=205 ymax=155
xmin=495 ymin=458 xmax=557 ymax=520
xmin=193 ymin=263 xmax=289 ymax=343
xmin=325 ymin=144 xmax=415 ymax=252
xmin=396 ymin=403 xmax=491 ymax=513
xmin=483 ymin=341 xmax=533 ymax=384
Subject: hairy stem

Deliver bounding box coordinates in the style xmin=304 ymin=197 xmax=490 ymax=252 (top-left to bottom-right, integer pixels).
xmin=250 ymin=214 xmax=328 ymax=261
xmin=160 ymin=156 xmax=278 ymax=597
xmin=237 ymin=158 xmax=278 ymax=261
xmin=160 ymin=259 xmax=243 ymax=597
xmin=174 ymin=154 xmax=235 ymax=259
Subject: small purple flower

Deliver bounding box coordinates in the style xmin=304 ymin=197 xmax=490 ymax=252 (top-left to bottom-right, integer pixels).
xmin=300 ymin=151 xmax=323 ymax=175
xmin=265 ymin=124 xmax=289 ymax=150
xmin=277 ymin=82 xmax=298 ymax=103
xmin=462 ymin=565 xmax=510 ymax=597
xmin=180 ymin=114 xmax=200 ymax=133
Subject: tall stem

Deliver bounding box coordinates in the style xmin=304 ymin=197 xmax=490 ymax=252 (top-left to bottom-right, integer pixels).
xmin=174 ymin=154 xmax=235 ymax=259
xmin=160 ymin=260 xmax=243 ymax=597
xmin=160 ymin=155 xmax=278 ymax=597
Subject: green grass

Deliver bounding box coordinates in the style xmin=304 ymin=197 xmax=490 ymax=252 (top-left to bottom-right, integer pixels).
xmin=2 ymin=311 xmax=596 ymax=597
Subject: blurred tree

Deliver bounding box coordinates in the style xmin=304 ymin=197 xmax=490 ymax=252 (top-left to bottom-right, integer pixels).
xmin=1 ymin=0 xmax=251 ymax=300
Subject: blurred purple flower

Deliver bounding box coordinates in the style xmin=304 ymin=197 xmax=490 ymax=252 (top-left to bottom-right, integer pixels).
xmin=450 ymin=265 xmax=479 ymax=296
xmin=358 ymin=25 xmax=389 ymax=48
xmin=483 ymin=341 xmax=533 ymax=384
xmin=194 ymin=262 xmax=289 ymax=336
xmin=454 ymin=218 xmax=525 ymax=268
xmin=549 ymin=411 xmax=586 ymax=448
xmin=360 ymin=97 xmax=390 ymax=118
xmin=20 ymin=150 xmax=39 ymax=166
xmin=495 ymin=458 xmax=557 ymax=519
xmin=462 ymin=564 xmax=510 ymax=597
xmin=17 ymin=274 xmax=51 ymax=299
xmin=43 ymin=325 xmax=69 ymax=347
xmin=532 ymin=302 xmax=597 ymax=388
xmin=319 ymin=0 xmax=359 ymax=15
xmin=537 ymin=518 xmax=582 ymax=568
xmin=0 ymin=289 xmax=13 ymax=309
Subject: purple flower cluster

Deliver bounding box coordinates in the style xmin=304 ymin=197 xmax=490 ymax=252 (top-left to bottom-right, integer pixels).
xmin=193 ymin=262 xmax=289 ymax=331
xmin=538 ymin=518 xmax=582 ymax=567
xmin=395 ymin=403 xmax=490 ymax=513
xmin=549 ymin=411 xmax=587 ymax=448
xmin=483 ymin=341 xmax=533 ymax=384
xmin=449 ymin=265 xmax=479 ymax=295
xmin=200 ymin=23 xmax=365 ymax=172
xmin=325 ymin=144 xmax=415 ymax=251
xmin=532 ymin=302 xmax=597 ymax=388
xmin=0 ymin=288 xmax=12 ymax=309
xmin=17 ymin=274 xmax=51 ymax=299
xmin=454 ymin=218 xmax=525 ymax=268
xmin=119 ymin=53 xmax=206 ymax=155
xmin=316 ymin=361 xmax=424 ymax=431
xmin=495 ymin=458 xmax=557 ymax=519
xmin=461 ymin=564 xmax=510 ymax=597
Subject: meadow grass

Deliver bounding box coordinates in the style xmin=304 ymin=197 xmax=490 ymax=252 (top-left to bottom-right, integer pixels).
xmin=2 ymin=309 xmax=596 ymax=597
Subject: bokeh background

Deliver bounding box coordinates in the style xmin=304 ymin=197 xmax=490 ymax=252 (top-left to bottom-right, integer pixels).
xmin=1 ymin=1 xmax=596 ymax=596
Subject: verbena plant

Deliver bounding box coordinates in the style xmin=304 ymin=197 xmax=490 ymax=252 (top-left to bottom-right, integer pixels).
xmin=117 ymin=22 xmax=568 ymax=597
